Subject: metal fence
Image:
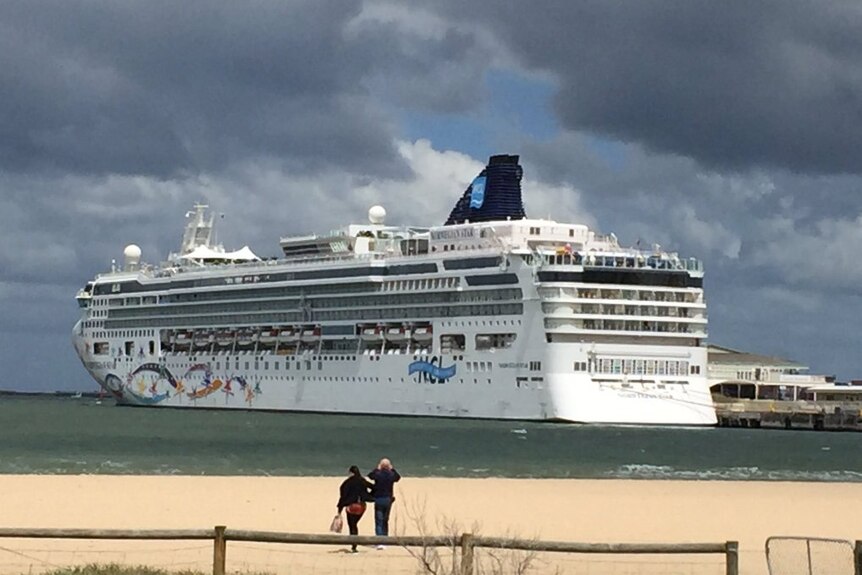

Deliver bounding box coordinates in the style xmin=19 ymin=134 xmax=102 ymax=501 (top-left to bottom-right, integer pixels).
xmin=766 ymin=536 xmax=862 ymax=575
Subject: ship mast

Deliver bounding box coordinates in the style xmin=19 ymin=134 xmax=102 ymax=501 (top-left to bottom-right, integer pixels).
xmin=179 ymin=204 xmax=215 ymax=254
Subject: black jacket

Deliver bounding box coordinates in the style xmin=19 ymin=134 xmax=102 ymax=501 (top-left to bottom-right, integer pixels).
xmin=337 ymin=475 xmax=373 ymax=512
xmin=368 ymin=468 xmax=401 ymax=498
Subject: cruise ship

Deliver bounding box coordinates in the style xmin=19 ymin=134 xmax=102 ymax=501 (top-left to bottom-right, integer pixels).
xmin=72 ymin=154 xmax=716 ymax=425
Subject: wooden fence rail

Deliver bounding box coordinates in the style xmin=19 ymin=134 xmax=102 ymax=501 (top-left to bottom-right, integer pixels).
xmin=0 ymin=526 xmax=742 ymax=575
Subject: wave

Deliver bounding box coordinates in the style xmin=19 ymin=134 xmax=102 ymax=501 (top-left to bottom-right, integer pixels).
xmin=610 ymin=464 xmax=862 ymax=482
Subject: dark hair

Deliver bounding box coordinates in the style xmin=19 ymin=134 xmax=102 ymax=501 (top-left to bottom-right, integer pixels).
xmin=349 ymin=465 xmax=361 ymax=476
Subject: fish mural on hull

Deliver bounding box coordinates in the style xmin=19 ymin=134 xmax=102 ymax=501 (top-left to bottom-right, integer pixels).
xmin=104 ymin=363 xmax=261 ymax=406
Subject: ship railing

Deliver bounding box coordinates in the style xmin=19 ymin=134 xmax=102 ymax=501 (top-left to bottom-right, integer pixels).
xmin=146 ymin=251 xmax=384 ymax=278
xmin=133 ymin=241 xmax=507 ymax=278
xmin=539 ymin=251 xmax=702 ymax=273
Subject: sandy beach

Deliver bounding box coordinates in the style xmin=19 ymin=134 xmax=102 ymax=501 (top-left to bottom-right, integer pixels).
xmin=0 ymin=476 xmax=860 ymax=574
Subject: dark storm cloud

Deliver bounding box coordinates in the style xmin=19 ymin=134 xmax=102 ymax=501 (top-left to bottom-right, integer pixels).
xmin=433 ymin=1 xmax=862 ymax=175
xmin=0 ymin=1 xmax=490 ymax=179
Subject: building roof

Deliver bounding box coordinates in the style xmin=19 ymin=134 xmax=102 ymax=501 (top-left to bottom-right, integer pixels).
xmin=707 ymin=344 xmax=805 ymax=369
xmin=806 ymin=384 xmax=862 ymax=394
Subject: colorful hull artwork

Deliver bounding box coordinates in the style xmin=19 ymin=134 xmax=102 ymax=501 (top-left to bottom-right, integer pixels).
xmin=107 ymin=362 xmax=261 ymax=406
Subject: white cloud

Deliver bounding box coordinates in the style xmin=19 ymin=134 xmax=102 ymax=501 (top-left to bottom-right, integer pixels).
xmin=749 ymin=213 xmax=862 ymax=289
xmin=673 ymin=204 xmax=742 ymax=260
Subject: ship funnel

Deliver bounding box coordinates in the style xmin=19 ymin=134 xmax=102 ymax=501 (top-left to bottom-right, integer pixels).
xmin=445 ymin=154 xmax=526 ymax=225
xmin=123 ymin=244 xmax=142 ymax=271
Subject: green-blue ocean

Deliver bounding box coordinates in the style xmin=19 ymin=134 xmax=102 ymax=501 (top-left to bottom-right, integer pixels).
xmin=2 ymin=396 xmax=859 ymax=480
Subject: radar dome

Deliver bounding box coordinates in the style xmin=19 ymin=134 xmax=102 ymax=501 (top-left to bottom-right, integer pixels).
xmin=368 ymin=205 xmax=386 ymax=225
xmin=123 ymin=244 xmax=142 ymax=271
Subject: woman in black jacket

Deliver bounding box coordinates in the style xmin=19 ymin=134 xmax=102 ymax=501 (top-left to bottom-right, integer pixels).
xmin=336 ymin=465 xmax=373 ymax=552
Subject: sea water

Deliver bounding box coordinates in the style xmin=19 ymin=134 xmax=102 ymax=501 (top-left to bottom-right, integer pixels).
xmin=1 ymin=396 xmax=859 ymax=480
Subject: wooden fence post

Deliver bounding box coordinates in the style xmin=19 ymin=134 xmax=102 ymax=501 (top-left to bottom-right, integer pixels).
xmin=213 ymin=525 xmax=226 ymax=575
xmin=854 ymin=540 xmax=862 ymax=575
xmin=460 ymin=532 xmax=474 ymax=575
xmin=725 ymin=541 xmax=739 ymax=575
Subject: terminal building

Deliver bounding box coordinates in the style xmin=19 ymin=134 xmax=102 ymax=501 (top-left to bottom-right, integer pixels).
xmin=707 ymin=345 xmax=862 ymax=403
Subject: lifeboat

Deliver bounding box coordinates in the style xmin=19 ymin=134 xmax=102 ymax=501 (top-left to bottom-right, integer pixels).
xmin=258 ymin=327 xmax=279 ymax=345
xmin=412 ymin=325 xmax=433 ymax=343
xmin=174 ymin=330 xmax=193 ymax=348
xmin=236 ymin=329 xmax=258 ymax=347
xmin=214 ymin=330 xmax=235 ymax=347
xmin=384 ymin=325 xmax=410 ymax=341
xmin=300 ymin=325 xmax=321 ymax=343
xmin=278 ymin=327 xmax=298 ymax=343
xmin=360 ymin=324 xmax=383 ymax=341
xmin=193 ymin=330 xmax=213 ymax=349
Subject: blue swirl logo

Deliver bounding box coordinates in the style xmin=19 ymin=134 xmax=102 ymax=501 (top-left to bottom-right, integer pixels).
xmin=409 ymin=359 xmax=456 ymax=382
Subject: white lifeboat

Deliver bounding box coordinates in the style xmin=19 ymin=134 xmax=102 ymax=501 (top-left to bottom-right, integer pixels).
xmin=360 ymin=324 xmax=383 ymax=341
xmin=385 ymin=325 xmax=409 ymax=341
xmin=236 ymin=329 xmax=257 ymax=347
xmin=215 ymin=330 xmax=235 ymax=347
xmin=279 ymin=327 xmax=298 ymax=343
xmin=300 ymin=326 xmax=321 ymax=343
xmin=193 ymin=331 xmax=212 ymax=349
xmin=258 ymin=327 xmax=279 ymax=345
xmin=413 ymin=325 xmax=433 ymax=342
xmin=174 ymin=331 xmax=193 ymax=347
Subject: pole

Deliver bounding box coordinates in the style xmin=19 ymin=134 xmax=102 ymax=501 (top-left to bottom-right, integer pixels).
xmin=725 ymin=541 xmax=739 ymax=575
xmin=460 ymin=532 xmax=475 ymax=575
xmin=213 ymin=525 xmax=226 ymax=575
xmin=854 ymin=540 xmax=862 ymax=575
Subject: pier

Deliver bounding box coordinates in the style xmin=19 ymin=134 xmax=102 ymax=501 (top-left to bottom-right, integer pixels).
xmin=715 ymin=399 xmax=862 ymax=431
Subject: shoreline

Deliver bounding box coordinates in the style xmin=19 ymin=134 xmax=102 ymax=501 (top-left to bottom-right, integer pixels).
xmin=1 ymin=475 xmax=860 ymax=574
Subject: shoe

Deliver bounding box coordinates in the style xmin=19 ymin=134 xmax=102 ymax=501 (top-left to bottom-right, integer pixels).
xmin=350 ymin=548 xmax=358 ymax=554
xmin=376 ymin=544 xmax=385 ymax=550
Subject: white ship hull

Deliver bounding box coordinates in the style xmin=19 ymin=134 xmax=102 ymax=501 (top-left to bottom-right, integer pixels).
xmin=74 ymin=314 xmax=716 ymax=425
xmin=73 ymin=154 xmax=717 ymax=426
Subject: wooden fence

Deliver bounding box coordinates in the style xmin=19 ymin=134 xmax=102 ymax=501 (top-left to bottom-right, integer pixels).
xmin=0 ymin=526 xmax=757 ymax=575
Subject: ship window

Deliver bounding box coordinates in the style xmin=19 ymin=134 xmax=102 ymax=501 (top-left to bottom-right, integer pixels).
xmin=440 ymin=334 xmax=465 ymax=353
xmin=475 ymin=333 xmax=516 ymax=350
xmin=93 ymin=342 xmax=109 ymax=355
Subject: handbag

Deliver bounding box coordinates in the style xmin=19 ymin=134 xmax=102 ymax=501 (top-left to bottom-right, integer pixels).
xmin=346 ymin=501 xmax=366 ymax=515
xmin=329 ymin=513 xmax=343 ymax=533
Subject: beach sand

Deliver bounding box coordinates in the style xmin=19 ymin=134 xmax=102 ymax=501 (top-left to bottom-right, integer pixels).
xmin=0 ymin=476 xmax=860 ymax=574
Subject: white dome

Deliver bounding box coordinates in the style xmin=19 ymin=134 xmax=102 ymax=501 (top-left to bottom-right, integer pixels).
xmin=123 ymin=244 xmax=142 ymax=271
xmin=368 ymin=205 xmax=386 ymax=225
xmin=123 ymin=244 xmax=142 ymax=259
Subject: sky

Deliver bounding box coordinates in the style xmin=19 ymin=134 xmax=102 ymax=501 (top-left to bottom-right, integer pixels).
xmin=2 ymin=0 xmax=861 ymax=392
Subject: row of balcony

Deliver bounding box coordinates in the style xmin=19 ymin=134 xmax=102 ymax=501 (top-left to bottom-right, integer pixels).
xmin=540 ymin=287 xmax=703 ymax=303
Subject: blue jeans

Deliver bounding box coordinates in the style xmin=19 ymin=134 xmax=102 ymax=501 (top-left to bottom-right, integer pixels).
xmin=374 ymin=496 xmax=392 ymax=536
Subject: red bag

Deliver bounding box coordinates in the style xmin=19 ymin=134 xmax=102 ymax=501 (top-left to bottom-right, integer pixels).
xmin=347 ymin=502 xmax=366 ymax=515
